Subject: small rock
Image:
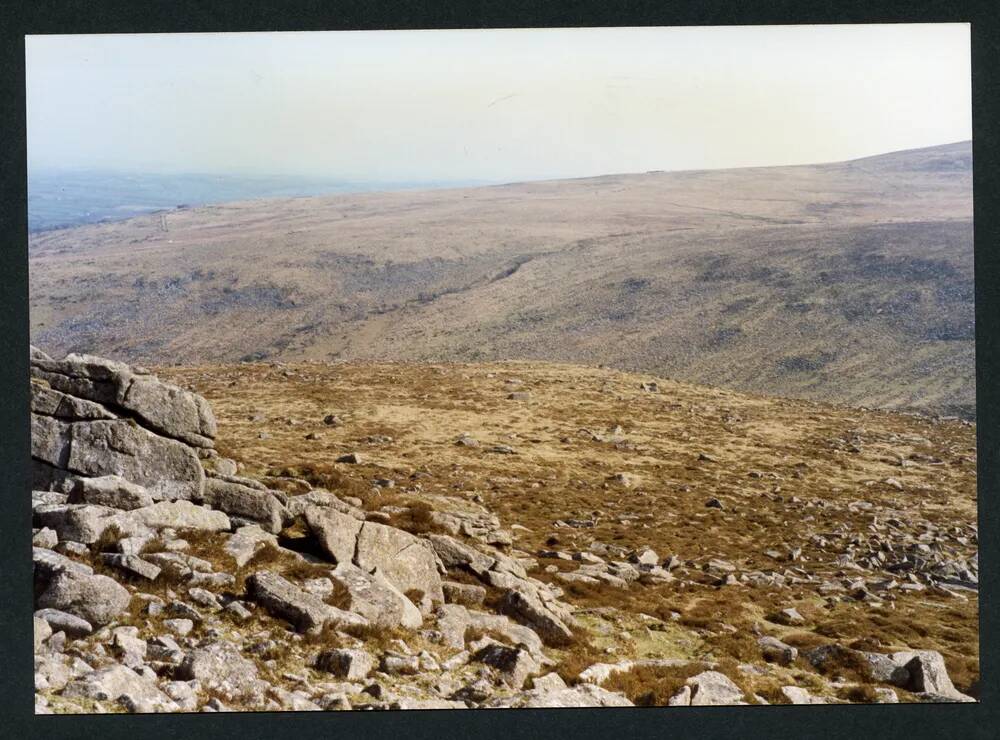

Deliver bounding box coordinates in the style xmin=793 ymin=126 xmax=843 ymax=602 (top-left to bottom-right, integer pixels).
xmin=316 ymin=649 xmax=375 ymax=681
xmin=34 ymin=608 xmax=93 ymax=639
xmin=163 ymin=618 xmax=194 ymax=637
xmin=101 ymin=553 xmax=161 ymax=581
xmin=775 ymin=607 xmax=806 ymax=625
xmin=687 ymin=671 xmax=746 ymax=705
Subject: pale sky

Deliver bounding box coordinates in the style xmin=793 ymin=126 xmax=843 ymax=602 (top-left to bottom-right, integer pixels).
xmin=25 ymin=25 xmax=971 ymax=182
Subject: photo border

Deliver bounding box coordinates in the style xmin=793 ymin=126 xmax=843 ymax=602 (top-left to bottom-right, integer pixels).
xmin=1 ymin=2 xmax=996 ymax=738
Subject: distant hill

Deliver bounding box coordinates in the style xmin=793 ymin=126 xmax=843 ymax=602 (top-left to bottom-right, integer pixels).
xmin=29 ymin=141 xmax=974 ymax=418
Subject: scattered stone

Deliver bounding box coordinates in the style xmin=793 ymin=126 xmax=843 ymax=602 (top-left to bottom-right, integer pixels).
xmin=611 ymin=472 xmax=639 ymax=487
xmin=225 ymin=601 xmax=253 ymax=621
xmin=163 ymin=618 xmax=194 ymax=637
xmin=35 ymin=609 xmax=94 ymax=639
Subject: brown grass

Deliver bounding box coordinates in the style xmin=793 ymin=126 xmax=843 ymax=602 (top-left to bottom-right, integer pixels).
xmin=602 ymin=663 xmax=706 ymax=706
xmin=837 ymin=684 xmax=882 ymax=703
xmin=386 ymin=500 xmax=450 ymax=536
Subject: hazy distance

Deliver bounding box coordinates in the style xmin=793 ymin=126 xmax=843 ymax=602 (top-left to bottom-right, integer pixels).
xmin=26 ymin=25 xmax=971 ymax=183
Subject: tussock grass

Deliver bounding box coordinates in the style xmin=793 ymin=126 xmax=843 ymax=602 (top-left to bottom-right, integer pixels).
xmin=602 ymin=663 xmax=705 ymax=706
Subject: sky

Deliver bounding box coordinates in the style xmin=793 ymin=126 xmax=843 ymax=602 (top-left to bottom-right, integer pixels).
xmin=25 ymin=24 xmax=972 ymax=183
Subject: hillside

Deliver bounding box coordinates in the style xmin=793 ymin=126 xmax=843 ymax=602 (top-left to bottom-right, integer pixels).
xmin=29 ymin=141 xmax=974 ymax=417
xmin=32 ymin=352 xmax=978 ymax=712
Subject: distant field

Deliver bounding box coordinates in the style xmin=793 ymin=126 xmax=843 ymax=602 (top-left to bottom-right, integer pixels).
xmin=29 ymin=142 xmax=974 ymax=417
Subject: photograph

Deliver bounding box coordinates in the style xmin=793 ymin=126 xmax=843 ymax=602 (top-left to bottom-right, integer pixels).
xmin=25 ymin=24 xmax=978 ymax=714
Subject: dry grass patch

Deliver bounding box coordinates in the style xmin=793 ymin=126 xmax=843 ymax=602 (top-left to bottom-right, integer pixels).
xmin=269 ymin=463 xmax=371 ymax=502
xmin=602 ymin=662 xmax=706 ymax=706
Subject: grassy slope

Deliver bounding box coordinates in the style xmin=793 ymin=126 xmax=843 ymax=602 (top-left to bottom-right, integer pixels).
xmin=157 ymin=359 xmax=979 ymax=697
xmin=31 ymin=141 xmax=973 ymax=416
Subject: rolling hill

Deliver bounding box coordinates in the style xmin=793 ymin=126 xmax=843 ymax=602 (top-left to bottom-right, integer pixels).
xmin=28 ymin=141 xmax=974 ymax=417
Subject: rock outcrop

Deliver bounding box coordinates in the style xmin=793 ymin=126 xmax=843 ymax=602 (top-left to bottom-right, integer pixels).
xmin=29 ymin=348 xmax=977 ymax=714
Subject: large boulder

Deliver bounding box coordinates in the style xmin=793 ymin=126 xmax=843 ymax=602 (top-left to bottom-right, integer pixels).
xmin=686 ymin=671 xmax=747 ymax=706
xmin=315 ymin=648 xmax=375 ymax=681
xmin=30 ymin=353 xmax=127 ymax=407
xmin=224 ymin=525 xmax=277 ymax=568
xmin=118 ymin=373 xmax=217 ymax=447
xmin=33 ymin=503 xmax=119 ymax=544
xmin=286 ymin=490 xmax=365 ymax=519
xmin=36 ymin=570 xmax=131 ymax=626
xmin=427 ymin=533 xmax=496 ymax=576
xmin=353 ymin=521 xmax=445 ymax=604
xmin=434 ymin=604 xmax=545 ymax=658
xmin=304 ymin=506 xmax=363 ymax=564
xmin=30 ymin=415 xmax=72 ymax=469
xmin=126 ymin=500 xmax=231 ymax=532
xmin=66 ymin=420 xmax=205 ymax=501
xmin=67 ymin=475 xmax=154 ymax=510
xmin=893 ymin=650 xmax=974 ymax=701
xmin=62 ymin=664 xmax=177 ymax=712
xmin=473 ymin=643 xmax=539 ymax=689
xmin=498 ymin=587 xmax=574 ymax=647
xmin=246 ymin=570 xmax=367 ymax=633
xmin=175 ymin=641 xmax=266 ymax=704
xmin=32 ymin=546 xmax=93 ymax=581
xmin=329 ymin=562 xmax=423 ymax=629
xmin=202 ymin=479 xmax=284 ymax=534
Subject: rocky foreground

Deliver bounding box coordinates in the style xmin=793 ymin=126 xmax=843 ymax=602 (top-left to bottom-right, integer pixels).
xmin=31 ymin=349 xmax=978 ymax=713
